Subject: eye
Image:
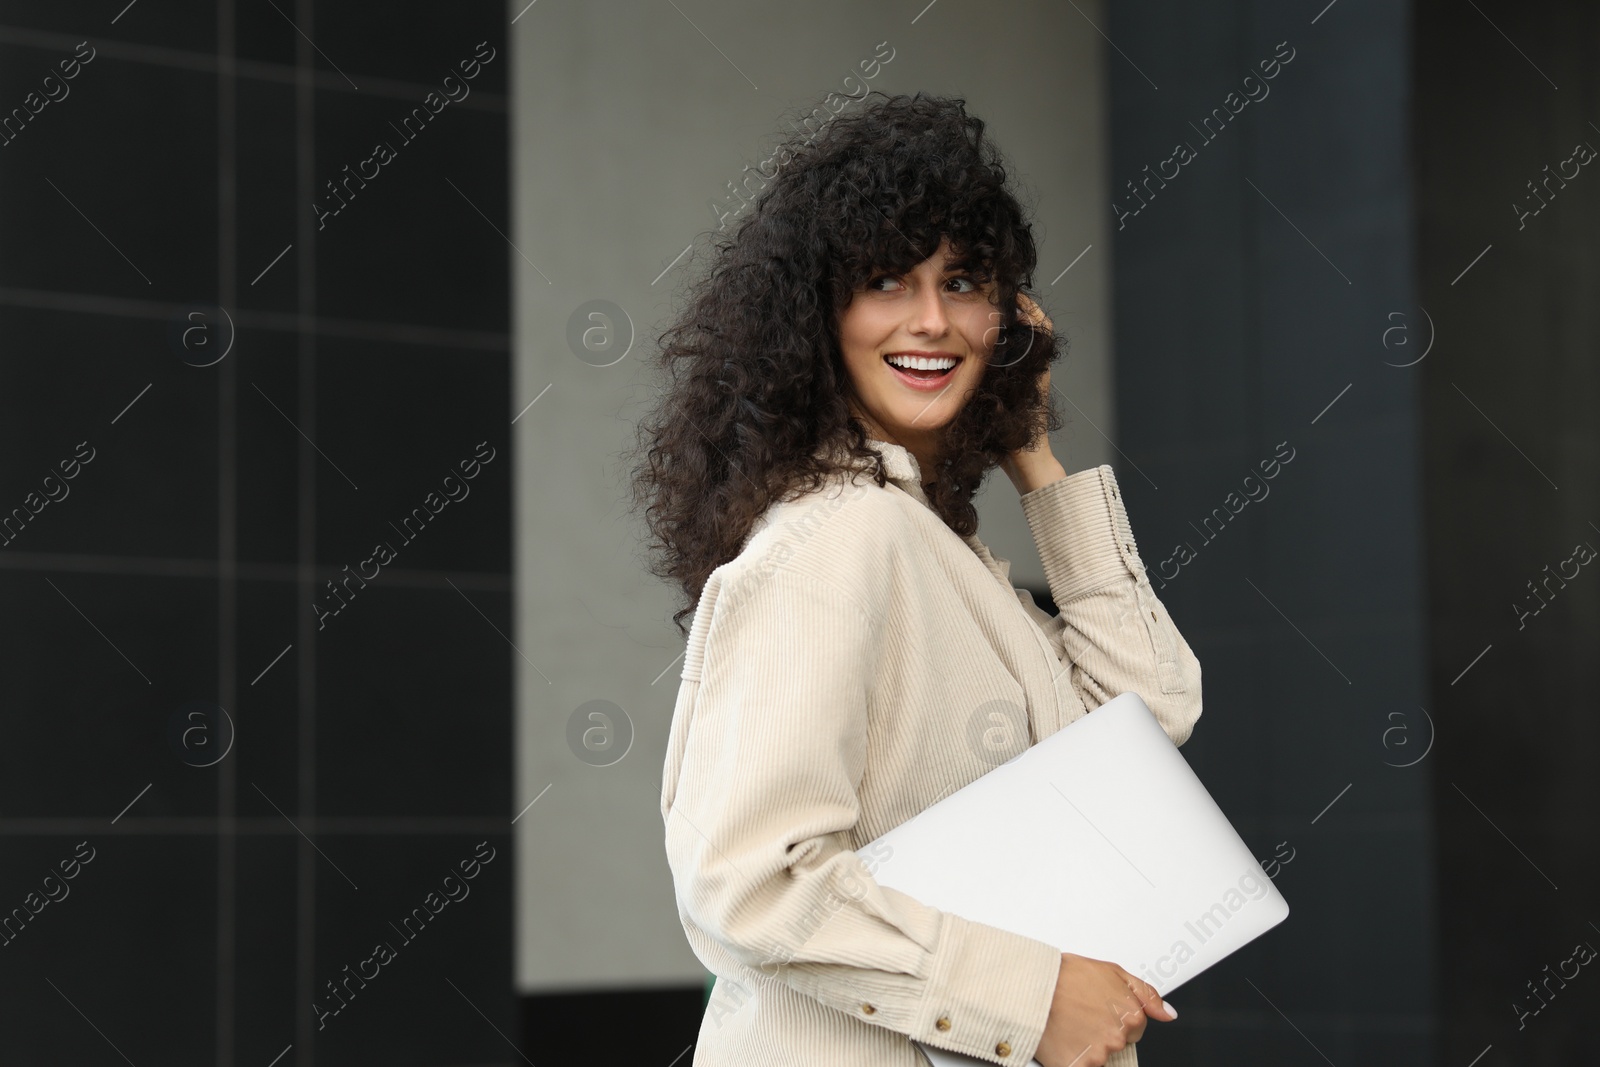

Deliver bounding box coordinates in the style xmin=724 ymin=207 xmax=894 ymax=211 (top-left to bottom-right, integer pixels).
xmin=864 ymin=273 xmax=984 ymax=293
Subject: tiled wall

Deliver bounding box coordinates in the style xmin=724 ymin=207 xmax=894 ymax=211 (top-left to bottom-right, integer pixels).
xmin=0 ymin=3 xmax=514 ymax=1064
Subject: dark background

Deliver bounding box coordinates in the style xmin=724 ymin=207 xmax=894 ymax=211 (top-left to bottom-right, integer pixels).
xmin=2 ymin=1 xmax=1596 ymax=1065
xmin=0 ymin=2 xmax=515 ymax=1064
xmin=1095 ymin=0 xmax=1598 ymax=1064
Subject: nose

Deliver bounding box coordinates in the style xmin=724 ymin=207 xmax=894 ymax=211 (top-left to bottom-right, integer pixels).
xmin=906 ymin=282 xmax=952 ymax=338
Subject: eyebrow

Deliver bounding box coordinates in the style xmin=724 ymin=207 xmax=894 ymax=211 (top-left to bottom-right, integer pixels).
xmin=943 ymin=252 xmax=992 ymax=273
xmin=869 ymin=253 xmax=988 ymax=275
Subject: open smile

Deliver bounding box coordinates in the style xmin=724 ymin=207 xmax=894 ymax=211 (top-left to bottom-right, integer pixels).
xmin=882 ymin=352 xmax=961 ymax=392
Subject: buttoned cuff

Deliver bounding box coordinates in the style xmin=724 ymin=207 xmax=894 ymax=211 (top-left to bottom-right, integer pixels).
xmin=911 ymin=910 xmax=1062 ymax=1065
xmin=1019 ymin=465 xmax=1141 ymax=605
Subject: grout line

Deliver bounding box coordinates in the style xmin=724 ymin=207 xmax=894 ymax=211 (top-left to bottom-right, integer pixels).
xmin=216 ymin=2 xmax=240 ymax=1060
xmin=0 ymin=817 xmax=515 ymax=834
xmin=295 ymin=5 xmax=319 ymax=1059
xmin=0 ymin=285 xmax=511 ymax=351
xmin=0 ymin=551 xmax=511 ymax=589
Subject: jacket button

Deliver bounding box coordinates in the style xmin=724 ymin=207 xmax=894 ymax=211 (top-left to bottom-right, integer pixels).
xmin=995 ymin=1040 xmax=1012 ymax=1057
xmin=935 ymin=1017 xmax=951 ymax=1031
xmin=861 ymin=1003 xmax=875 ymax=1015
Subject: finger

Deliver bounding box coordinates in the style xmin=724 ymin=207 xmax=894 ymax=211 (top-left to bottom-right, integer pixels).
xmin=1108 ymin=995 xmax=1149 ymax=1043
xmin=1017 ymin=293 xmax=1048 ymax=329
xmin=1019 ymin=294 xmax=1052 ymax=332
xmin=1115 ymin=968 xmax=1177 ymax=1021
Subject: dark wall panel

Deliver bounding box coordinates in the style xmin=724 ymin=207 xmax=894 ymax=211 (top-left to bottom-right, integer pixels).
xmin=1415 ymin=0 xmax=1600 ymax=1064
xmin=1104 ymin=1 xmax=1434 ymax=1063
xmin=0 ymin=3 xmax=513 ymax=1065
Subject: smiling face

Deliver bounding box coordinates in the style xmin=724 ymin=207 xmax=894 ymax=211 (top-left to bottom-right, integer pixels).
xmin=837 ymin=236 xmax=999 ymax=475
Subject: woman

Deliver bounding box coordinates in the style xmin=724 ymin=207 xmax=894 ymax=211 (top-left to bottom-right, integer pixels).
xmin=631 ymin=92 xmax=1203 ymax=1067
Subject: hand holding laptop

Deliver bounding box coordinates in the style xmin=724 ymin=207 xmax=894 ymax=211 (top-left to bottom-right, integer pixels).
xmin=1035 ymin=953 xmax=1177 ymax=1067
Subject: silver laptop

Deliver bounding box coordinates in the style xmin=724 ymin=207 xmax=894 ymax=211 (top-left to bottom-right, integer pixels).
xmin=855 ymin=691 xmax=1290 ymax=1067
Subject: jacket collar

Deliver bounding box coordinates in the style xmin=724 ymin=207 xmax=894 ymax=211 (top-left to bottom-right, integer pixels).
xmin=861 ymin=438 xmax=922 ymax=486
xmin=821 ymin=437 xmax=923 ymax=486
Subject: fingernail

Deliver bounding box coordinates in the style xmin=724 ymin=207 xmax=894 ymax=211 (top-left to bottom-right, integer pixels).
xmin=1162 ymin=999 xmax=1178 ymax=1019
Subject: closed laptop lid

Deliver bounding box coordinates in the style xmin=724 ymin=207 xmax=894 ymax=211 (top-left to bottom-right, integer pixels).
xmin=855 ymin=691 xmax=1289 ymax=1066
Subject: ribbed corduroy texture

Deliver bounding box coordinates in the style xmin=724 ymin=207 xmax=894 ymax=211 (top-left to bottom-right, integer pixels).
xmin=660 ymin=440 xmax=1203 ymax=1066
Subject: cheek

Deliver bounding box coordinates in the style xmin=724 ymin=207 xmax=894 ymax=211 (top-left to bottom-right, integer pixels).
xmin=960 ymin=317 xmax=995 ymax=374
xmin=961 ymin=356 xmax=988 ymax=388
xmin=835 ymin=316 xmax=867 ymax=377
xmin=963 ymin=311 xmax=1000 ymax=358
xmin=842 ymin=336 xmax=878 ymax=384
xmin=838 ymin=306 xmax=873 ymax=349
xmin=840 ymin=311 xmax=894 ymax=381
xmin=842 ymin=348 xmax=887 ymax=401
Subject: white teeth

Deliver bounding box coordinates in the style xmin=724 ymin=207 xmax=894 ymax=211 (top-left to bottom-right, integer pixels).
xmin=886 ymin=354 xmax=957 ymax=371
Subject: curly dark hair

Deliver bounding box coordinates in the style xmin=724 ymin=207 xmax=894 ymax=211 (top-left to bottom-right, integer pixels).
xmin=628 ymin=90 xmax=1064 ymax=635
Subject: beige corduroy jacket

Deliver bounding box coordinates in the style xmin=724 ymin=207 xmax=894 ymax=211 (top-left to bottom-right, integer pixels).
xmin=660 ymin=439 xmax=1204 ymax=1067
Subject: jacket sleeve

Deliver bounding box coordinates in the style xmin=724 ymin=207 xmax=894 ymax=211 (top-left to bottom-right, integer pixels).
xmin=662 ymin=567 xmax=1065 ymax=1065
xmin=1011 ymin=464 xmax=1203 ymax=746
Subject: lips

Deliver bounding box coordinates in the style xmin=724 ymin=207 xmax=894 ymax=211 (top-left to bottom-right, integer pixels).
xmin=883 ymin=353 xmax=960 ymax=392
